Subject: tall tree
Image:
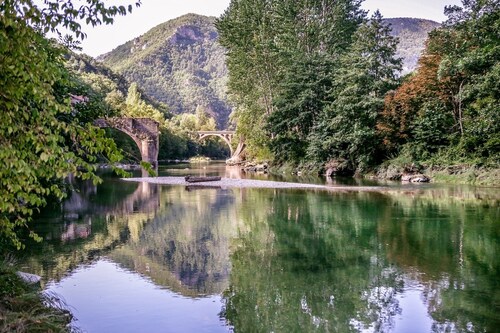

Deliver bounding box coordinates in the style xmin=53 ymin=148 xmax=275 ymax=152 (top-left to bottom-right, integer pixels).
xmin=439 ymin=0 xmax=500 ymax=161
xmin=267 ymin=55 xmax=335 ymax=163
xmin=216 ymin=0 xmax=279 ymax=159
xmin=218 ymin=0 xmax=366 ymax=161
xmin=307 ymin=11 xmax=401 ymax=172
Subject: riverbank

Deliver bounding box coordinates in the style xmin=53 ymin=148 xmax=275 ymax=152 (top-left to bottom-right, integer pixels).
xmin=374 ymin=163 xmax=500 ymax=186
xmin=265 ymin=160 xmax=500 ymax=187
xmin=0 ymin=259 xmax=72 ymax=333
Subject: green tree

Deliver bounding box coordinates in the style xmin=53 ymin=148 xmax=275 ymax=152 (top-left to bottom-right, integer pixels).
xmin=267 ymin=55 xmax=335 ymax=163
xmin=124 ymin=82 xmax=166 ymax=124
xmin=0 ymin=0 xmax=139 ymax=248
xmin=307 ymin=11 xmax=401 ymax=172
xmin=378 ymin=0 xmax=499 ymax=165
xmin=159 ymin=108 xmax=229 ymax=160
xmin=438 ymin=0 xmax=500 ymax=162
xmin=217 ymin=0 xmax=366 ymax=161
xmin=216 ymin=0 xmax=279 ymax=159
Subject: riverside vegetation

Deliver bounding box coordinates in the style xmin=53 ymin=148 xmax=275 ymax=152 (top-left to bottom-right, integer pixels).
xmin=72 ymin=5 xmax=497 ymax=184
xmin=0 ymin=0 xmax=498 ymax=330
xmin=216 ymin=0 xmax=499 ymax=182
xmin=0 ymin=0 xmax=141 ymax=331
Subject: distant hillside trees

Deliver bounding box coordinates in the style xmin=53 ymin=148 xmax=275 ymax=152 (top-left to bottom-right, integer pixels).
xmin=160 ymin=106 xmax=230 ymax=160
xmin=100 ymin=14 xmax=232 ymax=129
xmin=67 ymin=52 xmax=228 ymax=161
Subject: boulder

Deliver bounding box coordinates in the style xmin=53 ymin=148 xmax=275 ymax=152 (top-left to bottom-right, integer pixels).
xmin=401 ymin=174 xmax=430 ymax=183
xmin=17 ymin=271 xmax=42 ymax=284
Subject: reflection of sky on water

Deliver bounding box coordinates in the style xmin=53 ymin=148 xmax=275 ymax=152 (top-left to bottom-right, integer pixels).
xmin=46 ymin=259 xmax=231 ymax=333
xmin=393 ymin=284 xmax=432 ymax=333
xmin=46 ymin=258 xmax=437 ymax=333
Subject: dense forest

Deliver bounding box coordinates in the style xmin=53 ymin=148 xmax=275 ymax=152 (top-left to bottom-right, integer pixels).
xmin=217 ymin=0 xmax=499 ymax=179
xmin=98 ymin=14 xmax=438 ymax=132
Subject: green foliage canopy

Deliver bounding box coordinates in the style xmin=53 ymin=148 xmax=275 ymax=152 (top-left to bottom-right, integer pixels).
xmin=379 ymin=0 xmax=499 ymax=166
xmin=0 ymin=0 xmax=140 ymax=249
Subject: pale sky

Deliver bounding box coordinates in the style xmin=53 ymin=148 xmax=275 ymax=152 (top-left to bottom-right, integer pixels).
xmin=77 ymin=0 xmax=464 ymax=57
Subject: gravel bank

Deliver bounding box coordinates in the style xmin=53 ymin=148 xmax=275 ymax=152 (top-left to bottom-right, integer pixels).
xmin=121 ymin=176 xmax=386 ymax=192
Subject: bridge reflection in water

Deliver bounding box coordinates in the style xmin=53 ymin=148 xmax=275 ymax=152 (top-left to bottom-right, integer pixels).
xmin=24 ymin=174 xmax=240 ymax=297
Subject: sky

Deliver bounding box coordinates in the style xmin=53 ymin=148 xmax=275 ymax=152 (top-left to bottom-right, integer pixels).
xmin=77 ymin=0 xmax=464 ymax=57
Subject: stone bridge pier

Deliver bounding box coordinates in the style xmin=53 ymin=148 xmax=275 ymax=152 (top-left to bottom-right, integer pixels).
xmin=94 ymin=118 xmax=159 ymax=167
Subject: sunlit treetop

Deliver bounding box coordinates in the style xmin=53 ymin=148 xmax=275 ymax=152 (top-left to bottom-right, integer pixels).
xmin=1 ymin=0 xmax=141 ymax=40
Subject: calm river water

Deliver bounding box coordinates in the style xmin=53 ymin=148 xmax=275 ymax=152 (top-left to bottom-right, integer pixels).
xmin=19 ymin=163 xmax=499 ymax=333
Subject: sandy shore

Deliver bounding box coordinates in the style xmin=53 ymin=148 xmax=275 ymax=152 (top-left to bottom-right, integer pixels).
xmin=121 ymin=176 xmax=386 ymax=192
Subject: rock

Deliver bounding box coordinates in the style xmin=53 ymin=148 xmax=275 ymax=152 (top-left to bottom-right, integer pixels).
xmin=411 ymin=176 xmax=430 ymax=183
xmin=17 ymin=271 xmax=42 ymax=284
xmin=401 ymin=174 xmax=412 ymax=182
xmin=242 ymin=162 xmax=268 ymax=173
xmin=401 ymin=174 xmax=430 ymax=183
xmin=255 ymin=163 xmax=268 ymax=171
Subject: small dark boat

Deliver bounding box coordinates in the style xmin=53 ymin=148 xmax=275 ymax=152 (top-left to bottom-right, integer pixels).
xmin=184 ymin=176 xmax=222 ymax=183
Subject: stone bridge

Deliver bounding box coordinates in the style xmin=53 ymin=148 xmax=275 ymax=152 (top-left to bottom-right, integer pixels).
xmin=197 ymin=131 xmax=245 ymax=163
xmin=94 ymin=118 xmax=159 ymax=167
xmin=93 ymin=118 xmax=245 ymax=165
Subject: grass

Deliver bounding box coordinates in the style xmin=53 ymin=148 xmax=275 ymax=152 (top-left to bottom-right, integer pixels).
xmin=424 ymin=165 xmax=500 ymax=186
xmin=0 ymin=257 xmax=75 ymax=333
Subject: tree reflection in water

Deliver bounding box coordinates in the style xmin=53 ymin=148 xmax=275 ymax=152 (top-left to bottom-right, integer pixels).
xmin=20 ymin=173 xmax=500 ymax=332
xmin=221 ymin=188 xmax=499 ymax=332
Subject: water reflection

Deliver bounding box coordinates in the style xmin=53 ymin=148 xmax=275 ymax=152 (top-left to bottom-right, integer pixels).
xmin=19 ymin=166 xmax=500 ymax=332
xmin=222 ymin=189 xmax=499 ymax=332
xmin=47 ymin=259 xmax=228 ymax=333
xmin=109 ymin=186 xmax=238 ymax=295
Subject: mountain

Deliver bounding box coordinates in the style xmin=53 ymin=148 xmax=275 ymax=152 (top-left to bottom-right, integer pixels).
xmin=99 ymin=14 xmax=230 ymax=128
xmin=385 ymin=18 xmax=441 ymax=74
xmin=66 ymin=52 xmax=168 ymax=114
xmin=98 ymin=15 xmax=439 ymax=128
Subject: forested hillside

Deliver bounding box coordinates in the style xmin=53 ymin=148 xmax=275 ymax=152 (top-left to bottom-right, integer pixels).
xmin=68 ymin=52 xmax=229 ymax=161
xmin=385 ymin=18 xmax=440 ymax=74
xmin=66 ymin=52 xmax=169 ymax=117
xmin=99 ymin=14 xmax=231 ymax=128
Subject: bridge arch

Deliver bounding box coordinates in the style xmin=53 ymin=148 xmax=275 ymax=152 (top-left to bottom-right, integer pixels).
xmin=94 ymin=118 xmax=159 ymax=167
xmin=196 ymin=131 xmax=245 ymax=163
xmin=197 ymin=131 xmax=235 ymax=156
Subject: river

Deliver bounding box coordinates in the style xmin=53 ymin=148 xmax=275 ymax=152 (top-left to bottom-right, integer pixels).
xmin=19 ymin=162 xmax=499 ymax=333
